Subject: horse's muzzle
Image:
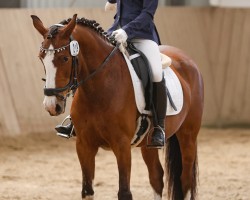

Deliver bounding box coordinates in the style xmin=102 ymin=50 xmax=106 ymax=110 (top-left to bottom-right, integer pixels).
xmin=43 ymin=96 xmax=66 ymax=116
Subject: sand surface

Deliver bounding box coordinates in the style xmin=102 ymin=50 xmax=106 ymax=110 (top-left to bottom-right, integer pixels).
xmin=0 ymin=128 xmax=249 ymax=200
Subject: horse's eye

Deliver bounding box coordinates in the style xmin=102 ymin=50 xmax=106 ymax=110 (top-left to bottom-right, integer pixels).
xmin=63 ymin=57 xmax=69 ymax=62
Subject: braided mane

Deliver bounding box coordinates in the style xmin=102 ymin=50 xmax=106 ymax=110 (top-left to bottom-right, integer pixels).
xmin=59 ymin=17 xmax=117 ymax=46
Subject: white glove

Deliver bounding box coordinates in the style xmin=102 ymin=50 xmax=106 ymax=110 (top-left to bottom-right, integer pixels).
xmin=105 ymin=2 xmax=117 ymax=11
xmin=112 ymin=29 xmax=128 ymax=44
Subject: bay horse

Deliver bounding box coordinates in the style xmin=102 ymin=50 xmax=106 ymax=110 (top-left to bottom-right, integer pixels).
xmin=31 ymin=14 xmax=204 ymax=200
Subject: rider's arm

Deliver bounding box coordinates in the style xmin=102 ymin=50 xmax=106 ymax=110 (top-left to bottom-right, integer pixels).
xmin=122 ymin=0 xmax=158 ymax=40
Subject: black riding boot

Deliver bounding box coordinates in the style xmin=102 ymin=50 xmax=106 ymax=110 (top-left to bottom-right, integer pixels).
xmin=150 ymin=77 xmax=167 ymax=147
xmin=55 ymin=116 xmax=74 ymax=138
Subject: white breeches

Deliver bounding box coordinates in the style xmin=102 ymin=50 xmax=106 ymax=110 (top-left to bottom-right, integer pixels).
xmin=131 ymin=39 xmax=163 ymax=82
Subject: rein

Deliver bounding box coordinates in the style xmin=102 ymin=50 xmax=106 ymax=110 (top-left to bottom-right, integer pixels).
xmin=75 ymin=44 xmax=119 ymax=87
xmin=43 ymin=37 xmax=119 ymax=101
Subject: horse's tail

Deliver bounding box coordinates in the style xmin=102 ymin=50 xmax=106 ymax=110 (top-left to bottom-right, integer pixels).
xmin=165 ymin=134 xmax=198 ymax=200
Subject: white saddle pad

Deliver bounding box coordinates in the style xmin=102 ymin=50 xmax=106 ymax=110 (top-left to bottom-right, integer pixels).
xmin=123 ymin=53 xmax=183 ymax=116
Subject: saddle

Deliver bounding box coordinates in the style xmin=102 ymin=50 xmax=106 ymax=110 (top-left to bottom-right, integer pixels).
xmin=125 ymin=43 xmax=179 ymax=146
xmin=126 ymin=43 xmax=177 ymax=113
xmin=126 ymin=42 xmax=153 ymax=113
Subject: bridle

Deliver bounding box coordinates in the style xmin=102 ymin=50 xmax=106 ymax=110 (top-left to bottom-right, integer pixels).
xmin=42 ymin=34 xmax=119 ymax=101
xmin=42 ymin=36 xmax=79 ymax=100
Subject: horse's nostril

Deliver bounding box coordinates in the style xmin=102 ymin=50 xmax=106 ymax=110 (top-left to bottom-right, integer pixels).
xmin=55 ymin=104 xmax=62 ymax=114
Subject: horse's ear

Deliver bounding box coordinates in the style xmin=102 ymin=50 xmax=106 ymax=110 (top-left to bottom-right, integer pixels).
xmin=31 ymin=15 xmax=48 ymax=36
xmin=61 ymin=14 xmax=77 ymax=39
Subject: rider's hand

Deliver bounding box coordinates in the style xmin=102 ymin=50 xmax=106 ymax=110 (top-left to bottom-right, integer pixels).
xmin=105 ymin=2 xmax=117 ymax=11
xmin=112 ymin=29 xmax=128 ymax=44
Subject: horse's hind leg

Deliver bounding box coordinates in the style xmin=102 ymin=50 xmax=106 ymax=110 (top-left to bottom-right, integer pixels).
xmin=141 ymin=147 xmax=164 ymax=199
xmin=76 ymin=137 xmax=98 ymax=200
xmin=176 ymin=126 xmax=199 ymax=200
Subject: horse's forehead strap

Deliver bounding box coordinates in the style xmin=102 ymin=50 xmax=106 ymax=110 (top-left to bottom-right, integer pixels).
xmin=40 ymin=43 xmax=70 ymax=54
xmin=41 ymin=24 xmax=79 ymax=55
xmin=41 ymin=24 xmax=68 ymax=54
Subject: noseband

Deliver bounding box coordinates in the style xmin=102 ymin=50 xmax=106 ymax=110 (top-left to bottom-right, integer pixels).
xmin=42 ymin=30 xmax=119 ymax=101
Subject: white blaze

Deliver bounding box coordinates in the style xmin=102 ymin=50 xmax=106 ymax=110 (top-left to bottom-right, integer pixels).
xmin=42 ymin=45 xmax=57 ymax=112
xmin=43 ymin=45 xmax=56 ymax=88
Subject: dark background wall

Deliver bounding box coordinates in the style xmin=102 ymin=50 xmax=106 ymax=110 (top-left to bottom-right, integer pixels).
xmin=0 ymin=0 xmax=20 ymax=8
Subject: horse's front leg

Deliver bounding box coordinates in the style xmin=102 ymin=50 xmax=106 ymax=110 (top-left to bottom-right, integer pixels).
xmin=112 ymin=138 xmax=133 ymax=200
xmin=76 ymin=136 xmax=98 ymax=200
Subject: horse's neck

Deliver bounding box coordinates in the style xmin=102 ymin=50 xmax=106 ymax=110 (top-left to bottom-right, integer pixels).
xmin=75 ymin=27 xmax=127 ymax=100
xmin=78 ymin=34 xmax=112 ymax=69
xmin=71 ymin=27 xmax=136 ymax=115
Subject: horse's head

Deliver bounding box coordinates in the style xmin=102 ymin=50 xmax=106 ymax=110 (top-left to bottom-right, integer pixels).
xmin=31 ymin=14 xmax=78 ymax=116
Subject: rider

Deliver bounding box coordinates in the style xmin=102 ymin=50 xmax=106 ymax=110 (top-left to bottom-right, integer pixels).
xmin=56 ymin=0 xmax=167 ymax=147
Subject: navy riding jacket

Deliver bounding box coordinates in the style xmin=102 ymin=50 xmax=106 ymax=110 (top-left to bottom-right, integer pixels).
xmin=107 ymin=0 xmax=161 ymax=45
